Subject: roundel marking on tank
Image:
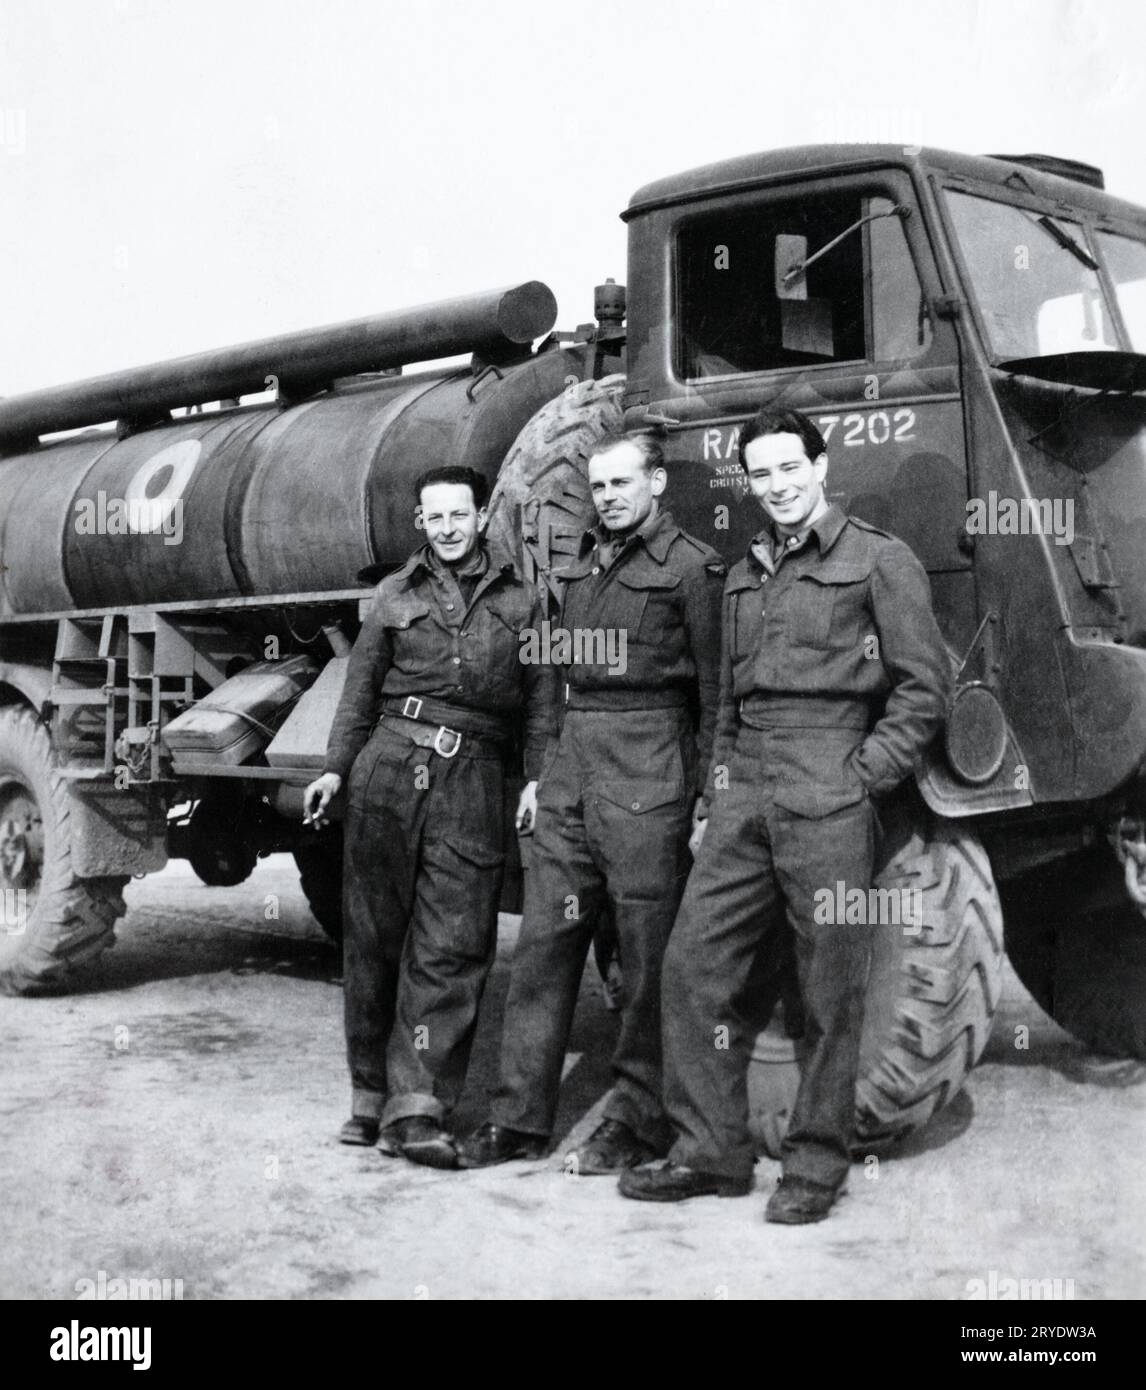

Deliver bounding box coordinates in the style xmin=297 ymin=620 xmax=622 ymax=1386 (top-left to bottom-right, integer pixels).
xmin=123 ymin=438 xmax=201 ymax=537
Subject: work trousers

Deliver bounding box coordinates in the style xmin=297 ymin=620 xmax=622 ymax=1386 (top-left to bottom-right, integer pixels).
xmin=342 ymin=719 xmax=507 ymax=1128
xmin=490 ymin=706 xmax=695 ymax=1150
xmin=662 ymin=719 xmax=877 ymax=1189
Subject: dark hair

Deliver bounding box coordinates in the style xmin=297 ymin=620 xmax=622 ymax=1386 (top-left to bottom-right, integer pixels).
xmin=414 ymin=465 xmax=489 ymax=509
xmin=738 ymin=407 xmax=827 ymax=472
xmin=586 ymin=427 xmax=666 ymax=475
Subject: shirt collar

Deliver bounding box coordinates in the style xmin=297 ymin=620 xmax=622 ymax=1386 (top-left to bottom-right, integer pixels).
xmin=751 ymin=503 xmax=847 ymax=560
xmin=429 ymin=541 xmax=488 ymax=585
xmin=397 ymin=539 xmax=519 ymax=588
xmin=580 ymin=505 xmax=678 ymax=564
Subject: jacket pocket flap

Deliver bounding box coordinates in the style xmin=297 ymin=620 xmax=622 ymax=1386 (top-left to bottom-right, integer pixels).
xmin=616 ymin=569 xmax=682 ymax=592
xmin=386 ymin=600 xmax=431 ymax=629
xmin=771 ymin=783 xmax=866 ymax=818
xmin=594 ymin=778 xmax=683 ymax=814
xmin=801 ymin=562 xmax=870 ymax=587
xmin=726 ymin=572 xmax=762 ymax=595
xmin=489 ymin=603 xmax=529 ymax=634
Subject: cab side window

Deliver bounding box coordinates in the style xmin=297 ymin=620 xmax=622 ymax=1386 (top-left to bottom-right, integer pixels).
xmin=676 ymin=192 xmax=930 ymax=379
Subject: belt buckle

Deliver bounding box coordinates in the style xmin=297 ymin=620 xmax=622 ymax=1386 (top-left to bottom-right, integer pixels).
xmin=402 ymin=696 xmax=424 ymax=721
xmin=433 ymin=725 xmax=461 ymax=758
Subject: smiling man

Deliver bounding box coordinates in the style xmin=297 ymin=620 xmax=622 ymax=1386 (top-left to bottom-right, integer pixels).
xmin=304 ymin=465 xmax=550 ymax=1168
xmin=620 ymin=406 xmax=950 ymax=1223
xmin=458 ymin=430 xmax=725 ymax=1174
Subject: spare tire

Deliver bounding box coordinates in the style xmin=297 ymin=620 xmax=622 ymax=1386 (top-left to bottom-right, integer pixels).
xmin=485 ymin=374 xmax=624 ymax=579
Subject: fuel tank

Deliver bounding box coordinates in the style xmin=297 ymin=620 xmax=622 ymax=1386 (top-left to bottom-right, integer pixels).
xmin=0 ymin=295 xmax=577 ymax=618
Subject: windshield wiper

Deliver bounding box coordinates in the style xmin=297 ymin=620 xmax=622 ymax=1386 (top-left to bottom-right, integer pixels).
xmin=1031 ymin=213 xmax=1100 ymax=271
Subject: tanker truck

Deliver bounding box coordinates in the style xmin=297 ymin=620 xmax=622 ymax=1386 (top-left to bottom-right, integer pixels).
xmin=2 ymin=144 xmax=1145 ymax=1159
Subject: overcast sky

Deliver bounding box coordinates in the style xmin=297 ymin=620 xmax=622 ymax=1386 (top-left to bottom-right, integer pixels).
xmin=1 ymin=0 xmax=1143 ymax=395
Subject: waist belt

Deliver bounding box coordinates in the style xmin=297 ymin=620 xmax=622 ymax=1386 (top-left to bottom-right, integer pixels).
xmin=738 ymin=695 xmax=871 ymax=730
xmin=379 ymin=695 xmax=511 ymax=759
xmin=564 ymin=686 xmax=691 ymax=713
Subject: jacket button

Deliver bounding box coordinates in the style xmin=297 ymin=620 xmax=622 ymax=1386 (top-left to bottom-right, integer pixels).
xmin=631 ymin=801 xmax=641 ymax=811
xmin=446 ymin=603 xmax=454 ymax=611
xmin=592 ymin=567 xmax=600 ymax=576
xmin=453 ymin=656 xmax=461 ymax=664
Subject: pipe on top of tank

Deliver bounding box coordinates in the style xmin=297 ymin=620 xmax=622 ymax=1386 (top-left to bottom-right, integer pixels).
xmin=0 ymin=281 xmax=558 ymax=448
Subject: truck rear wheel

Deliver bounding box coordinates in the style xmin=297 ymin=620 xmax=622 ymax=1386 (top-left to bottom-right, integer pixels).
xmin=485 ymin=373 xmax=624 ymax=576
xmin=1000 ymin=845 xmax=1146 ymax=1061
xmin=0 ymin=705 xmax=128 ymax=995
xmin=748 ymin=802 xmax=1005 ymax=1155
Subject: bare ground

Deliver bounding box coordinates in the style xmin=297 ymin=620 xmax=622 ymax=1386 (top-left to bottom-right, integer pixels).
xmin=1 ymin=856 xmax=1143 ymax=1300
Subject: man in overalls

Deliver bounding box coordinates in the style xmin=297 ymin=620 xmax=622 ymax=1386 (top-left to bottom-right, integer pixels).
xmin=304 ymin=465 xmax=550 ymax=1168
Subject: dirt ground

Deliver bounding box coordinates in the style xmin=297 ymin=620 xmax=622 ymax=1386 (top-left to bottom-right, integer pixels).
xmin=1 ymin=854 xmax=1143 ymax=1301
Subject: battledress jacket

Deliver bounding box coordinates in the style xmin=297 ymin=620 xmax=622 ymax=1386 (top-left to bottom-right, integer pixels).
xmin=700 ymin=504 xmax=951 ymax=813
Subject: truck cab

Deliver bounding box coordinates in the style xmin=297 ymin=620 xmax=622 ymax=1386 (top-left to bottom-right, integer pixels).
xmin=618 ymin=145 xmax=1146 ymax=1060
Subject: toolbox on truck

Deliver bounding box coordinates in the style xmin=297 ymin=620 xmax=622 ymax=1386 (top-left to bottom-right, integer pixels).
xmin=161 ymin=654 xmax=320 ymax=770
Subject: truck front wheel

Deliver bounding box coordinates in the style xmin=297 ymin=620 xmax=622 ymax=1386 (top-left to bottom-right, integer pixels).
xmin=0 ymin=705 xmax=128 ymax=995
xmin=748 ymin=799 xmax=1005 ymax=1155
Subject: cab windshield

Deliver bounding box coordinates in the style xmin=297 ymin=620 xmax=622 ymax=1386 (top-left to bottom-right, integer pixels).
xmin=1096 ymin=231 xmax=1146 ymax=350
xmin=944 ymin=188 xmax=1146 ymax=359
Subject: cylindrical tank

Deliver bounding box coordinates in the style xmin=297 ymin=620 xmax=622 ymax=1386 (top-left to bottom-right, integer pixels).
xmin=0 ymin=345 xmax=584 ymax=618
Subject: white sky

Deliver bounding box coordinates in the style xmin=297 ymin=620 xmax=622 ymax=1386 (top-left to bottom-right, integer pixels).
xmin=1 ymin=0 xmax=1144 ymax=394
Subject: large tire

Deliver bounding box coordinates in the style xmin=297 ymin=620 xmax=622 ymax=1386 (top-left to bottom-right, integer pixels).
xmin=485 ymin=374 xmax=625 ymax=578
xmin=747 ymin=801 xmax=1005 ymax=1155
xmin=1000 ymin=845 xmax=1146 ymax=1060
xmin=294 ymin=829 xmax=344 ymax=944
xmin=0 ymin=705 xmax=129 ymax=995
